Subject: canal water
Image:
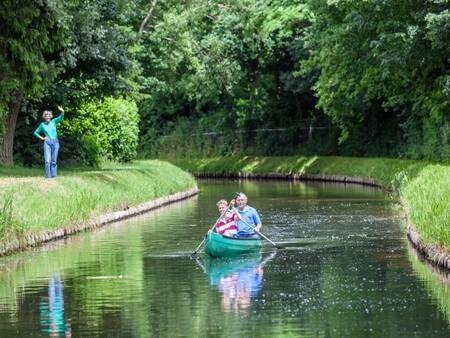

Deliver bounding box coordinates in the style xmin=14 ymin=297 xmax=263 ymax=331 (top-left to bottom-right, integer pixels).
xmin=0 ymin=179 xmax=449 ymax=337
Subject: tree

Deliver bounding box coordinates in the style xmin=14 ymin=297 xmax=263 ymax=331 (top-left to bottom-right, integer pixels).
xmin=0 ymin=1 xmax=65 ymax=165
xmin=137 ymin=0 xmax=320 ymax=156
xmin=10 ymin=0 xmax=142 ymax=166
xmin=304 ymin=0 xmax=450 ymax=159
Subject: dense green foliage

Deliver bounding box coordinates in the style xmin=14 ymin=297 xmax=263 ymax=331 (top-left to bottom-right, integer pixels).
xmin=0 ymin=160 xmax=195 ymax=241
xmin=173 ymin=156 xmax=450 ymax=248
xmin=305 ymin=0 xmax=450 ymax=158
xmin=137 ymin=0 xmax=449 ymax=160
xmin=1 ymin=0 xmax=449 ymax=164
xmin=61 ymin=97 xmax=139 ymax=165
xmin=2 ymin=0 xmax=142 ymax=165
xmin=0 ymin=1 xmax=64 ymax=117
xmin=138 ymin=0 xmax=326 ymax=157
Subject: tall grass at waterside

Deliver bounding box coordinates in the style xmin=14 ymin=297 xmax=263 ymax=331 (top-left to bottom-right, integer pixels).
xmin=0 ymin=192 xmax=23 ymax=240
xmin=401 ymin=165 xmax=450 ymax=248
xmin=0 ymin=160 xmax=196 ymax=241
xmin=173 ymin=156 xmax=449 ymax=249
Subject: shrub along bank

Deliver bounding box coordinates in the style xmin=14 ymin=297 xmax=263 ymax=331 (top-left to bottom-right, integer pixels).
xmin=0 ymin=160 xmax=196 ymax=247
xmin=173 ymin=156 xmax=449 ymax=251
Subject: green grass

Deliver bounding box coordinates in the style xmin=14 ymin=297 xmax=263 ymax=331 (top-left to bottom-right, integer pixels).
xmin=0 ymin=160 xmax=196 ymax=242
xmin=401 ymin=165 xmax=450 ymax=249
xmin=173 ymin=155 xmax=450 ymax=249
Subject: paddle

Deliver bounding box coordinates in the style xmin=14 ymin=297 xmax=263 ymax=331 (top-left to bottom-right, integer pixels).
xmin=237 ymin=218 xmax=280 ymax=249
xmin=191 ymin=197 xmax=236 ymax=257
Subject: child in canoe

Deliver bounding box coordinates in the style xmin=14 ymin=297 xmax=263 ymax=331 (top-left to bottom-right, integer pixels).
xmin=214 ymin=199 xmax=240 ymax=237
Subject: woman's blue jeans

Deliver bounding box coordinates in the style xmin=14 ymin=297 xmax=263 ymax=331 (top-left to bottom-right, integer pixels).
xmin=43 ymin=138 xmax=60 ymax=178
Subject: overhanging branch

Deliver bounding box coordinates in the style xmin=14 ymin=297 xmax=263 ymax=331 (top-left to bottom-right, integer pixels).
xmin=139 ymin=0 xmax=158 ymax=34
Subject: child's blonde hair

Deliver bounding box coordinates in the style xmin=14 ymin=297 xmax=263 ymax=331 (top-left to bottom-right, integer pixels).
xmin=216 ymin=199 xmax=228 ymax=207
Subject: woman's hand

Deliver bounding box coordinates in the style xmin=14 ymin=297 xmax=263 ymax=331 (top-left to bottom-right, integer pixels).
xmin=57 ymin=106 xmax=65 ymax=114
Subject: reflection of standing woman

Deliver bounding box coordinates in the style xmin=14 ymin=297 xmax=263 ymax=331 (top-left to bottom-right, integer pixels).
xmin=34 ymin=106 xmax=64 ymax=178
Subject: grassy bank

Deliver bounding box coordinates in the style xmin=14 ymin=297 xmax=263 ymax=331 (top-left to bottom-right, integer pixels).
xmin=0 ymin=160 xmax=196 ymax=243
xmin=173 ymin=156 xmax=449 ymax=250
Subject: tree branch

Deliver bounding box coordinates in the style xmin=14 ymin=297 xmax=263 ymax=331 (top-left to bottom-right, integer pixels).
xmin=139 ymin=0 xmax=158 ymax=34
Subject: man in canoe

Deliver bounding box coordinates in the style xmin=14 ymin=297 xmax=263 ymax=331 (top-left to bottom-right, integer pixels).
xmin=234 ymin=193 xmax=262 ymax=238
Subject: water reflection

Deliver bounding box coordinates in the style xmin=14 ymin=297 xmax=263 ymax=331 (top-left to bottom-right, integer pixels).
xmin=39 ymin=274 xmax=71 ymax=337
xmin=408 ymin=243 xmax=450 ymax=321
xmin=0 ymin=180 xmax=450 ymax=336
xmin=196 ymin=252 xmax=276 ymax=313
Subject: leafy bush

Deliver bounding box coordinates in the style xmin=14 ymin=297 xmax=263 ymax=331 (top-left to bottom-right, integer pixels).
xmin=62 ymin=97 xmax=139 ymax=163
xmin=80 ymin=134 xmax=102 ymax=167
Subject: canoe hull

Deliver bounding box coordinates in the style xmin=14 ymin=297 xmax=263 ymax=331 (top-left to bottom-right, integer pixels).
xmin=204 ymin=232 xmax=262 ymax=257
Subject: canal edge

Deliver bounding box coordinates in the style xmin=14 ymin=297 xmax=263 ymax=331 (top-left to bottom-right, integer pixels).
xmin=0 ymin=186 xmax=199 ymax=257
xmin=407 ymin=224 xmax=450 ymax=270
xmin=194 ymin=171 xmax=384 ymax=188
xmin=195 ymin=171 xmax=450 ymax=271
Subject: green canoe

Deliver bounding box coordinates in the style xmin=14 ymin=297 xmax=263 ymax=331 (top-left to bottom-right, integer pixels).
xmin=204 ymin=232 xmax=262 ymax=257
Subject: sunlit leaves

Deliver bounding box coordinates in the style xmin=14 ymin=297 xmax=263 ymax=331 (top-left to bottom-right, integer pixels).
xmin=303 ymin=0 xmax=450 ymax=158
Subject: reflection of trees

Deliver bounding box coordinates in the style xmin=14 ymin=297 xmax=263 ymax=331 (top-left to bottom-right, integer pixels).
xmin=408 ymin=243 xmax=450 ymax=323
xmin=316 ymin=244 xmax=450 ymax=336
xmin=1 ymin=180 xmax=449 ymax=336
xmin=0 ymin=199 xmax=198 ymax=336
xmin=63 ymin=200 xmax=198 ymax=336
xmin=142 ymin=256 xmax=216 ymax=337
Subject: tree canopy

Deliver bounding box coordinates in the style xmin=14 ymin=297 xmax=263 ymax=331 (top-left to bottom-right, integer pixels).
xmin=1 ymin=0 xmax=448 ymax=165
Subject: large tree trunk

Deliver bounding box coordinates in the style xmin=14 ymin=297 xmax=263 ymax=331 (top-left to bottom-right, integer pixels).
xmin=0 ymin=94 xmax=21 ymax=166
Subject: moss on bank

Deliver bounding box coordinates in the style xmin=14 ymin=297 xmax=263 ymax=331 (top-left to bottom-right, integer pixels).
xmin=0 ymin=160 xmax=196 ymax=242
xmin=173 ymin=156 xmax=449 ymax=250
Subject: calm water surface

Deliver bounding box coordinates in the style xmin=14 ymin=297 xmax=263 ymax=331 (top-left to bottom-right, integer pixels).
xmin=0 ymin=179 xmax=449 ymax=337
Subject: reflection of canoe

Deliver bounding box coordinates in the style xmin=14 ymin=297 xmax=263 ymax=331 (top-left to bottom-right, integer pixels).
xmin=195 ymin=252 xmax=276 ymax=313
xmin=204 ymin=232 xmax=262 ymax=257
xmin=204 ymin=254 xmax=262 ymax=285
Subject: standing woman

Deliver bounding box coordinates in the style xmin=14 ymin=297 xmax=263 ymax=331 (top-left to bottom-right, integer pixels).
xmin=34 ymin=106 xmax=64 ymax=178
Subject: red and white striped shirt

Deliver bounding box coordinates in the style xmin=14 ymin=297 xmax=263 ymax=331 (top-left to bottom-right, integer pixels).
xmin=215 ymin=211 xmax=238 ymax=235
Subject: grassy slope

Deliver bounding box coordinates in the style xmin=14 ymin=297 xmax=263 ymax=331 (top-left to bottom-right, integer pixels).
xmin=0 ymin=160 xmax=196 ymax=241
xmin=173 ymin=156 xmax=449 ymax=249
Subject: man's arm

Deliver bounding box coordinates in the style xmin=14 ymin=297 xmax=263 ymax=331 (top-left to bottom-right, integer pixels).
xmin=252 ymin=210 xmax=262 ymax=232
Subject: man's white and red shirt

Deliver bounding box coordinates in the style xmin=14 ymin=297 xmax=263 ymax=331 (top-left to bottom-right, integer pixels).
xmin=215 ymin=210 xmax=238 ymax=235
